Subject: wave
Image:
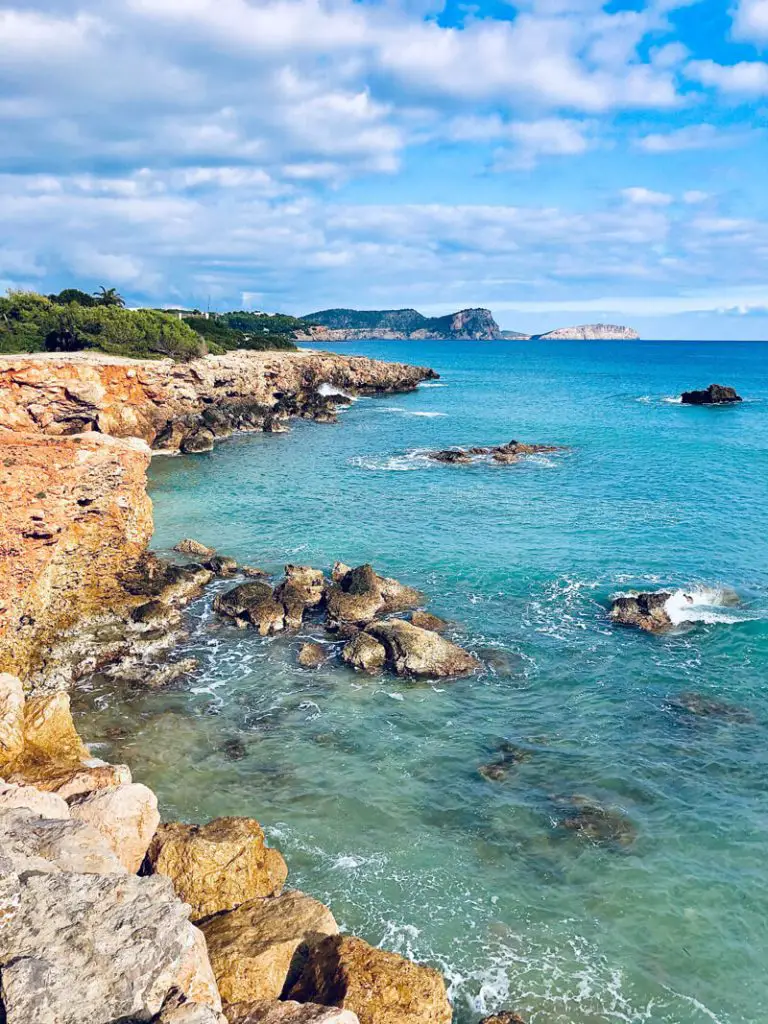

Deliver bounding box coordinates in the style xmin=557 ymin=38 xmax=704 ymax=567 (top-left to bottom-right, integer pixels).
xmin=374 ymin=406 xmax=447 ymax=418
xmin=349 ymin=450 xmax=433 ymax=472
xmin=663 ymin=586 xmax=749 ymax=626
xmin=419 ymin=381 xmax=448 ymax=388
xmin=317 ymin=382 xmax=357 ymax=401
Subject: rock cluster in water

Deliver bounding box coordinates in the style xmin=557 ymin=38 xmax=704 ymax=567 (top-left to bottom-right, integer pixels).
xmin=427 ymin=439 xmax=565 ymax=465
xmin=0 ymin=671 xmax=454 ymax=1024
xmin=609 ymin=591 xmax=673 ymax=632
xmin=680 ymin=384 xmax=742 ymax=405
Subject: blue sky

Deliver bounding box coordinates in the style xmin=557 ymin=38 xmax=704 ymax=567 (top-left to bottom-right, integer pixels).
xmin=1 ymin=0 xmax=767 ymax=338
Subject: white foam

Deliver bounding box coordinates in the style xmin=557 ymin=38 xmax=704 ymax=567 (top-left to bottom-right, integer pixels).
xmin=663 ymin=586 xmax=747 ymax=626
xmin=418 ymin=381 xmax=448 ymax=388
xmin=663 ymin=395 xmax=683 ymax=404
xmin=317 ymin=382 xmax=356 ymax=401
xmin=407 ymin=411 xmax=448 ymax=418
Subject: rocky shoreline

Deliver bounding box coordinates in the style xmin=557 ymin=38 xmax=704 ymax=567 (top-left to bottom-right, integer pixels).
xmin=0 ymin=350 xmax=526 ymax=1024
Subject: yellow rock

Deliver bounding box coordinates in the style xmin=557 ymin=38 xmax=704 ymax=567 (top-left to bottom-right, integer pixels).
xmin=146 ymin=817 xmax=288 ymax=921
xmin=0 ymin=673 xmax=25 ymax=764
xmin=201 ymin=890 xmax=338 ymax=1005
xmin=22 ymin=692 xmax=90 ymax=764
xmin=288 ymin=935 xmax=452 ymax=1024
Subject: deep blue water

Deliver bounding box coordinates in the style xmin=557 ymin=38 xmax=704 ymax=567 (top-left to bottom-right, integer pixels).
xmin=76 ymin=341 xmax=768 ymax=1023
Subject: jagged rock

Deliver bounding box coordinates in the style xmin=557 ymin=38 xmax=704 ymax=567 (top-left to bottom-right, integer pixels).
xmin=175 ymin=539 xmax=216 ymax=557
xmin=283 ymin=566 xmax=326 ymax=607
xmin=0 ymin=872 xmax=220 ymax=1024
xmin=0 ymin=780 xmax=70 ymax=818
xmin=132 ymin=599 xmax=185 ymax=628
xmin=666 ymin=691 xmax=754 ymax=723
xmin=145 ymin=817 xmax=288 ymax=921
xmin=341 ymin=633 xmax=386 ymax=673
xmin=681 ymin=384 xmax=742 ymax=405
xmin=213 ymin=582 xmax=286 ymax=635
xmin=123 ymin=554 xmax=214 ymax=607
xmin=225 ymin=1001 xmax=359 ymax=1023
xmin=242 ymin=566 xmax=269 ymax=578
xmin=201 ymin=889 xmax=339 ymax=1005
xmin=609 ymin=591 xmax=673 ymax=632
xmin=325 ymin=564 xmax=422 ymax=626
xmin=429 ymin=449 xmax=472 ymax=464
xmin=159 ymin=993 xmax=228 ymax=1024
xmin=0 ymin=805 xmax=125 ymax=874
xmin=555 ymin=795 xmax=637 ymax=848
xmin=182 ymin=428 xmax=216 ymax=453
xmin=175 ymin=925 xmax=226 ymax=1012
xmin=22 ymin=691 xmax=91 ymax=764
xmin=479 ymin=1014 xmax=526 ymax=1024
xmin=428 ymin=440 xmax=564 ymax=466
xmin=11 ymin=759 xmax=132 ymax=800
xmin=288 ymin=934 xmax=452 ymax=1024
xmin=140 ymin=657 xmax=200 ymax=689
xmin=410 ymin=611 xmax=448 ymax=633
xmin=205 ymin=555 xmax=240 ymax=577
xmin=365 ymin=620 xmax=479 ymax=678
xmin=298 ymin=643 xmax=327 ymax=669
xmin=0 ymin=673 xmax=25 ymax=763
xmin=69 ymin=782 xmax=160 ymax=872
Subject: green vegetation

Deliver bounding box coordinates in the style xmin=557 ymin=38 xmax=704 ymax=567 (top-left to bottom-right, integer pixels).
xmin=0 ymin=290 xmax=301 ymax=360
xmin=302 ymin=307 xmax=427 ymax=332
xmin=0 ymin=291 xmax=206 ymax=361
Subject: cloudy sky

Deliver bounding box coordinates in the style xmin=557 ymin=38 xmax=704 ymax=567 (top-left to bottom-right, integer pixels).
xmin=1 ymin=0 xmax=768 ymax=338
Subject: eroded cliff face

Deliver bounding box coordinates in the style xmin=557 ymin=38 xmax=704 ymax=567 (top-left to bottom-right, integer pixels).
xmin=0 ymin=432 xmax=153 ymax=682
xmin=0 ymin=349 xmax=436 ymax=450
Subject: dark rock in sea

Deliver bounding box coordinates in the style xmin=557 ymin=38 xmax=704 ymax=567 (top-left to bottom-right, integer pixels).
xmin=427 ymin=440 xmax=565 ymax=466
xmin=666 ymin=691 xmax=755 ymax=723
xmin=555 ymin=795 xmax=637 ymax=848
xmin=341 ymin=632 xmax=387 ymax=673
xmin=242 ymin=565 xmax=269 ymax=578
xmin=608 ymin=591 xmax=673 ymax=632
xmin=410 ymin=610 xmax=449 ymax=633
xmin=365 ymin=619 xmax=480 ymax=678
xmin=130 ymin=599 xmax=183 ymax=629
xmin=174 ymin=538 xmax=215 ymax=557
xmin=479 ymin=742 xmax=532 ymax=782
xmin=298 ymin=642 xmax=327 ymax=669
xmin=681 ymin=384 xmax=743 ymax=405
xmin=220 ymin=736 xmax=248 ymax=761
xmin=204 ymin=554 xmax=239 ymax=576
xmin=477 ymin=648 xmax=522 ymax=677
xmin=213 ymin=581 xmax=285 ymax=635
xmin=480 ymin=1014 xmax=527 ymax=1024
xmin=263 ymin=414 xmax=289 ymax=433
xmin=121 ymin=554 xmax=214 ymax=606
xmin=180 ymin=427 xmax=215 ymax=453
xmin=325 ymin=563 xmax=422 ymax=626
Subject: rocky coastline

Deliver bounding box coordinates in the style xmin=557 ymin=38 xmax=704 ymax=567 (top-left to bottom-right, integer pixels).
xmin=0 ymin=350 xmax=525 ymax=1024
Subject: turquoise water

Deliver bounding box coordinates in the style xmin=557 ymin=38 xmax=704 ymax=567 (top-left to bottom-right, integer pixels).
xmin=75 ymin=341 xmax=768 ymax=1024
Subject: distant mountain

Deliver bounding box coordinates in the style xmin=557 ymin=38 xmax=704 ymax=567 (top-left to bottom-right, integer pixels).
xmin=298 ymin=307 xmax=502 ymax=341
xmin=532 ymin=323 xmax=640 ymax=340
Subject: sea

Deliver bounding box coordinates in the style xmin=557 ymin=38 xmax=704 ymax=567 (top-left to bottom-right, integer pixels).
xmin=73 ymin=340 xmax=768 ymax=1024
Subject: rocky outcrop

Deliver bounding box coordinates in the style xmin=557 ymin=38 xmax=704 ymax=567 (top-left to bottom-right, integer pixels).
xmin=297 ymin=643 xmax=327 ymax=669
xmin=609 ymin=591 xmax=673 ymax=632
xmin=288 ymin=935 xmax=452 ymax=1024
xmin=341 ymin=633 xmax=387 ymax=673
xmin=680 ymin=384 xmax=742 ymax=405
xmin=0 ymin=432 xmax=153 ymax=683
xmin=68 ymin=782 xmax=160 ymax=872
xmin=145 ymin=817 xmax=288 ymax=921
xmin=427 ymin=440 xmax=565 ymax=466
xmin=533 ymin=323 xmax=639 ymax=340
xmin=325 ymin=564 xmax=422 ymax=627
xmin=201 ymin=890 xmax=339 ymax=1005
xmin=298 ymin=308 xmax=500 ymax=341
xmin=0 ymin=350 xmax=437 ymax=451
xmin=365 ymin=619 xmax=480 ymax=678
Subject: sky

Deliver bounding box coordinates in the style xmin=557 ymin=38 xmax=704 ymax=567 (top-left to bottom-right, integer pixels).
xmin=1 ymin=0 xmax=768 ymax=338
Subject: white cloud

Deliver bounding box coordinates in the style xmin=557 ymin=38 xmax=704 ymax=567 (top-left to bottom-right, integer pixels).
xmin=682 ymin=190 xmax=711 ymax=203
xmin=733 ymin=0 xmax=768 ymax=43
xmin=635 ymin=123 xmax=747 ymax=151
xmin=621 ymin=187 xmax=674 ymax=205
xmin=687 ymin=60 xmax=768 ymax=95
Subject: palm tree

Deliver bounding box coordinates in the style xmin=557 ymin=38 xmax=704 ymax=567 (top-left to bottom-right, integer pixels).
xmin=94 ymin=286 xmax=125 ymax=307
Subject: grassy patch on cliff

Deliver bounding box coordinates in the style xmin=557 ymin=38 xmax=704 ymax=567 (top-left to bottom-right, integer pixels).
xmin=0 ymin=293 xmax=299 ymax=360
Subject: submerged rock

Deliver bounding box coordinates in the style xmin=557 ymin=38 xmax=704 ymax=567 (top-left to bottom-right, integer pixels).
xmin=341 ymin=632 xmax=387 ymax=673
xmin=365 ymin=619 xmax=479 ymax=678
xmin=145 ymin=817 xmax=288 ymax=922
xmin=298 ymin=642 xmax=327 ymax=669
xmin=681 ymin=384 xmax=742 ymax=405
xmin=288 ymin=934 xmax=452 ymax=1024
xmin=478 ymin=742 xmax=532 ymax=782
xmin=555 ymin=795 xmax=637 ymax=848
xmin=175 ymin=538 xmax=216 ymax=557
xmin=201 ymin=889 xmax=339 ymax=1005
xmin=666 ymin=691 xmax=755 ymax=723
xmin=608 ymin=591 xmax=673 ymax=632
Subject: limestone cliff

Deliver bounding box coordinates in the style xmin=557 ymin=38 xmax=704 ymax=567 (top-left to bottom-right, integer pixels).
xmin=533 ymin=323 xmax=640 ymax=340
xmin=0 ymin=432 xmax=153 ymax=681
xmin=0 ymin=349 xmax=436 ymax=451
xmin=297 ymin=307 xmax=501 ymax=341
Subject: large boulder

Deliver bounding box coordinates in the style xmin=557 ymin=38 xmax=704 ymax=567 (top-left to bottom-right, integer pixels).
xmin=0 ymin=673 xmax=25 ymax=764
xmin=680 ymin=384 xmax=742 ymax=405
xmin=609 ymin=591 xmax=673 ymax=632
xmin=297 ymin=643 xmax=327 ymax=669
xmin=201 ymin=890 xmax=339 ymax=1005
xmin=288 ymin=935 xmax=452 ymax=1024
xmin=8 ymin=758 xmax=132 ymax=800
xmin=21 ymin=692 xmax=91 ymax=765
xmin=325 ymin=565 xmax=421 ymax=626
xmin=213 ymin=582 xmax=286 ymax=635
xmin=0 ymin=871 xmax=220 ymax=1024
xmin=365 ymin=620 xmax=480 ymax=678
xmin=175 ymin=539 xmax=216 ymax=557
xmin=145 ymin=817 xmax=288 ymax=921
xmin=341 ymin=633 xmax=386 ymax=673
xmin=0 ymin=805 xmax=125 ymax=875
xmin=0 ymin=780 xmax=70 ymax=819
xmin=282 ymin=566 xmax=326 ymax=608
xmin=159 ymin=994 xmax=228 ymax=1024
xmin=69 ymin=782 xmax=160 ymax=872
xmin=225 ymin=1002 xmax=359 ymax=1023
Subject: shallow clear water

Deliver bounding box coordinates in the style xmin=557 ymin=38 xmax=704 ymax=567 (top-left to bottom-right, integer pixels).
xmin=74 ymin=341 xmax=768 ymax=1024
